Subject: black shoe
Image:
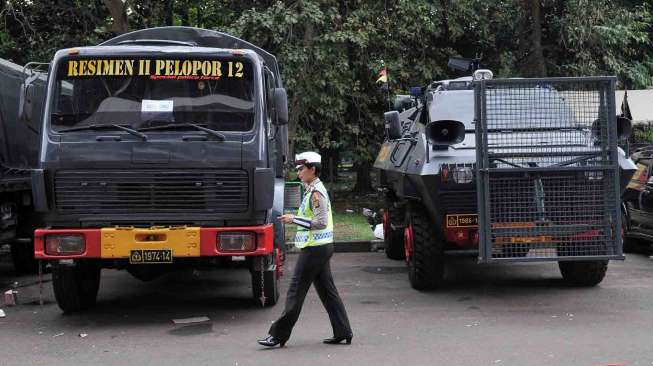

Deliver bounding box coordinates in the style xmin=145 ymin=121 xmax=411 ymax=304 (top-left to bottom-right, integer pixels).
xmin=257 ymin=335 xmax=286 ymax=348
xmin=323 ymin=335 xmax=353 ymax=345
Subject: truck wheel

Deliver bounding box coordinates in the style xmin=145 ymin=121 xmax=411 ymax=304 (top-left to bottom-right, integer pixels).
xmin=52 ymin=260 xmax=101 ymax=313
xmin=251 ymin=255 xmax=280 ymax=307
xmin=558 ymin=260 xmax=608 ymax=287
xmin=405 ymin=205 xmax=445 ymax=290
xmin=10 ymin=240 xmax=38 ymax=274
xmin=383 ymin=205 xmax=405 ymax=260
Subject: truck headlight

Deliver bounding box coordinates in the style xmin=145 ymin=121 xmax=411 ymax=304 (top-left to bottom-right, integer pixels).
xmin=452 ymin=167 xmax=474 ymax=184
xmin=45 ymin=234 xmax=85 ymax=255
xmin=218 ymin=232 xmax=256 ymax=251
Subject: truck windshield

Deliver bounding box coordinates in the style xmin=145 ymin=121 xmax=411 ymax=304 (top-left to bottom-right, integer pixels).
xmin=51 ymin=56 xmax=255 ymax=132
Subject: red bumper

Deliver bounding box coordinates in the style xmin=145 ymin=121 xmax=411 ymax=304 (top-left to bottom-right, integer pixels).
xmin=34 ymin=224 xmax=274 ymax=260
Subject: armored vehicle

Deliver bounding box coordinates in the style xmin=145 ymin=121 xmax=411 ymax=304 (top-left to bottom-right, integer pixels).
xmin=0 ymin=58 xmax=46 ymax=272
xmin=375 ymin=60 xmax=636 ymax=289
xmin=23 ymin=27 xmax=289 ymax=312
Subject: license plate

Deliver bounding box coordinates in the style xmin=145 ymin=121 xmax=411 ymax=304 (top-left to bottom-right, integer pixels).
xmin=446 ymin=214 xmax=478 ymax=228
xmin=129 ymin=249 xmax=173 ymax=264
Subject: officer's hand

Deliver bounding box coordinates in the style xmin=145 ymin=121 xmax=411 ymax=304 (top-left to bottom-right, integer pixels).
xmin=277 ymin=214 xmax=295 ymax=224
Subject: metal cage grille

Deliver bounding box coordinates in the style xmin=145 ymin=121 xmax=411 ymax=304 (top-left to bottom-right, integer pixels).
xmin=475 ymin=77 xmax=622 ymax=262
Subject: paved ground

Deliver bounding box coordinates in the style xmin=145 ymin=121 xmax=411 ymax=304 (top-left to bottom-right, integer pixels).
xmin=1 ymin=249 xmax=653 ymax=366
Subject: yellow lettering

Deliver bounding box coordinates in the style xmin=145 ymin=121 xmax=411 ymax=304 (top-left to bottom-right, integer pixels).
xmin=155 ymin=60 xmax=165 ymax=75
xmin=192 ymin=60 xmax=202 ymax=76
xmin=78 ymin=60 xmax=87 ymax=76
xmin=144 ymin=60 xmax=151 ymax=75
xmin=87 ymin=60 xmax=96 ymax=75
xmin=181 ymin=60 xmax=192 ymax=76
xmin=138 ymin=60 xmax=146 ymax=75
xmin=211 ymin=61 xmax=222 ymax=77
xmin=227 ymin=61 xmax=233 ymax=77
xmin=235 ymin=62 xmax=244 ymax=78
xmin=124 ymin=60 xmax=134 ymax=75
xmin=201 ymin=61 xmax=211 ymax=76
xmin=67 ymin=60 xmax=78 ymax=76
xmin=166 ymin=60 xmax=175 ymax=76
xmin=107 ymin=60 xmax=115 ymax=76
xmin=173 ymin=60 xmax=180 ymax=75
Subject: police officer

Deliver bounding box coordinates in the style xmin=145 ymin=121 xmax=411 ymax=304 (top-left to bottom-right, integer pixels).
xmin=258 ymin=152 xmax=353 ymax=348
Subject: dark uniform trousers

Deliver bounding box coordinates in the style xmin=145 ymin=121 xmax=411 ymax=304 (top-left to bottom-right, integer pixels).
xmin=268 ymin=243 xmax=352 ymax=341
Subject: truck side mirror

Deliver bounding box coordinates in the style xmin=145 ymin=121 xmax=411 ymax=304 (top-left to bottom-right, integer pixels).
xmin=18 ymin=81 xmax=35 ymax=122
xmin=273 ymin=88 xmax=288 ymax=125
xmin=385 ymin=111 xmax=402 ymax=140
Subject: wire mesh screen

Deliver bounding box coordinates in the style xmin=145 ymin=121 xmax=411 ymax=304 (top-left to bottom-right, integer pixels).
xmin=475 ymin=77 xmax=622 ymax=262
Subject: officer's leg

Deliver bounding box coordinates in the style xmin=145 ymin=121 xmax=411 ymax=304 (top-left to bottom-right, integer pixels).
xmin=268 ymin=249 xmax=321 ymax=341
xmin=313 ymin=250 xmax=353 ymax=338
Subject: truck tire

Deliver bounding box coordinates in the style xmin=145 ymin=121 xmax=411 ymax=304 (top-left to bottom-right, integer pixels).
xmin=558 ymin=260 xmax=608 ymax=287
xmin=52 ymin=260 xmax=101 ymax=313
xmin=405 ymin=205 xmax=445 ymax=290
xmin=384 ymin=205 xmax=405 ymax=260
xmin=10 ymin=240 xmax=38 ymax=274
xmin=251 ymin=268 xmax=279 ymax=307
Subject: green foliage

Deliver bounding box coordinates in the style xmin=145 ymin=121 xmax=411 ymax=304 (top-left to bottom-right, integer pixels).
xmin=2 ymin=0 xmax=653 ymax=190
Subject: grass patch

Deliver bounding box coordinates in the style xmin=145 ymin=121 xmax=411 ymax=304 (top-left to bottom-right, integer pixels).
xmin=284 ymin=210 xmax=376 ymax=243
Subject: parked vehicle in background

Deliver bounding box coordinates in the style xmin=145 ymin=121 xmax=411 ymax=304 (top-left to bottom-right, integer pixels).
xmin=622 ymin=144 xmax=653 ymax=252
xmin=0 ymin=58 xmax=46 ymax=273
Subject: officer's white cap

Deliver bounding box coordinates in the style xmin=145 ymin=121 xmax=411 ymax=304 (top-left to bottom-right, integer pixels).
xmin=294 ymin=151 xmax=321 ymax=169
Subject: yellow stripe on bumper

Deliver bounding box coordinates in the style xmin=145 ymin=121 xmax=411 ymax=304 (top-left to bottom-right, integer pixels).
xmin=101 ymin=226 xmax=201 ymax=258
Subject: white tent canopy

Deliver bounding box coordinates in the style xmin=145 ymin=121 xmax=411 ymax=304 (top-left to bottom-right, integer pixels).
xmin=616 ymin=90 xmax=653 ymax=124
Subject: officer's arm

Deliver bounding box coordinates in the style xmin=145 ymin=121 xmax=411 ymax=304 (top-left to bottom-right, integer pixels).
xmin=309 ymin=192 xmax=328 ymax=230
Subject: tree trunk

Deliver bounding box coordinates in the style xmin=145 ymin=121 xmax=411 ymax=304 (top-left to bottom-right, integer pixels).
xmin=519 ymin=0 xmax=546 ymax=77
xmin=354 ymin=161 xmax=373 ymax=193
xmin=103 ymin=0 xmax=129 ymax=34
xmin=163 ymin=0 xmax=174 ymax=26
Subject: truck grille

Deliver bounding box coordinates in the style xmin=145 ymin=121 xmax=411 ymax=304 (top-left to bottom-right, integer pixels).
xmin=439 ymin=190 xmax=477 ymax=214
xmin=55 ymin=170 xmax=249 ymax=214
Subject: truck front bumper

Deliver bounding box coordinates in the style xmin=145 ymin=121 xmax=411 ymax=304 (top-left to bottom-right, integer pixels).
xmin=34 ymin=224 xmax=274 ymax=260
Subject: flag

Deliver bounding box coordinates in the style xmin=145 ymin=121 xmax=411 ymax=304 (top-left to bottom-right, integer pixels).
xmin=621 ymin=89 xmax=633 ymax=121
xmin=376 ymin=67 xmax=388 ymax=84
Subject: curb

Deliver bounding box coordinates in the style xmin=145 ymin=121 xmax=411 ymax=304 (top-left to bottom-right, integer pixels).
xmin=285 ymin=240 xmax=384 ymax=253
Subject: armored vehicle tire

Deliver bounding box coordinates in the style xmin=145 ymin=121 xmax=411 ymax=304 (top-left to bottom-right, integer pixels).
xmin=384 ymin=205 xmax=405 ymax=260
xmin=52 ymin=260 xmax=101 ymax=313
xmin=10 ymin=241 xmax=39 ymax=274
xmin=405 ymin=205 xmax=445 ymax=290
xmin=558 ymin=260 xmax=608 ymax=287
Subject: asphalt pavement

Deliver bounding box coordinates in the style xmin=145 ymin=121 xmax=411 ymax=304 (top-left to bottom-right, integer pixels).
xmin=1 ymin=249 xmax=653 ymax=366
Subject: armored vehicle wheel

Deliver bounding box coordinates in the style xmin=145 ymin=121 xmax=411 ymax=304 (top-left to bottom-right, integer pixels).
xmin=558 ymin=260 xmax=608 ymax=287
xmin=384 ymin=205 xmax=405 ymax=260
xmin=10 ymin=240 xmax=38 ymax=274
xmin=251 ymin=252 xmax=280 ymax=307
xmin=405 ymin=205 xmax=445 ymax=290
xmin=52 ymin=260 xmax=101 ymax=313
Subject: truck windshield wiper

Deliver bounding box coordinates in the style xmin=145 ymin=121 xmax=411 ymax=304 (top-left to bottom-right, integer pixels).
xmin=58 ymin=124 xmax=148 ymax=141
xmin=138 ymin=123 xmax=225 ymax=141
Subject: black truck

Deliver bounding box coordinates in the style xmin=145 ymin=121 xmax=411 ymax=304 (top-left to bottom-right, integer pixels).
xmin=24 ymin=27 xmax=289 ymax=312
xmin=0 ymin=58 xmax=46 ymax=273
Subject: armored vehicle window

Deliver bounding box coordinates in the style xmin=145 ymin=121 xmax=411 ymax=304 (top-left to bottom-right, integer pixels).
xmin=51 ymin=56 xmax=255 ymax=132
